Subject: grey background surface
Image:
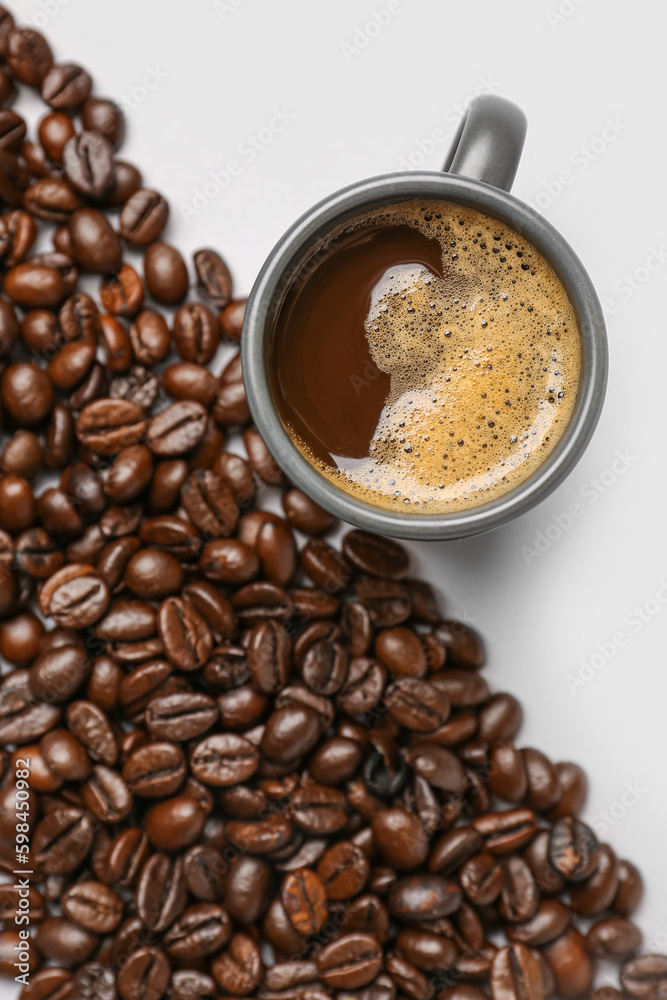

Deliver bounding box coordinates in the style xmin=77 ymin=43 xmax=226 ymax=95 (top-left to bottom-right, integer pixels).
xmin=3 ymin=0 xmax=667 ymax=992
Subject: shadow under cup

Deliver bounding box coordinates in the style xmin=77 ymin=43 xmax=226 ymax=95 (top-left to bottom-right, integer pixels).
xmin=242 ymin=173 xmax=608 ymax=541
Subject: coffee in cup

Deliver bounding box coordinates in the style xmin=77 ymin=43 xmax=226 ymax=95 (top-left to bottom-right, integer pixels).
xmin=272 ymin=198 xmax=581 ymax=513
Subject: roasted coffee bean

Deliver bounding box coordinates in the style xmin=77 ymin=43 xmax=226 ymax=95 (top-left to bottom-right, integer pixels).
xmin=546 ymin=761 xmax=587 ymax=821
xmin=569 ymin=842 xmax=619 ymax=916
xmin=144 ymin=241 xmax=188 ymax=304
xmin=282 ymin=487 xmax=336 ymax=536
xmin=473 ymin=809 xmax=540 ymax=855
xmin=613 ymin=859 xmax=644 ymax=916
xmin=213 ymin=350 xmax=250 ymax=426
xmin=14 ymin=529 xmax=62 ymax=580
xmin=356 ymin=577 xmax=411 ymax=627
xmin=497 ymin=855 xmax=538 ymax=923
xmin=505 ymin=899 xmax=571 ymax=948
xmin=434 ymin=620 xmax=486 ymax=669
xmin=182 ymin=579 xmax=236 ymax=638
xmin=586 ymin=916 xmax=642 ymax=960
xmin=28 ymin=643 xmax=91 ymax=703
xmin=429 ymin=826 xmax=484 ymax=875
xmin=69 ymin=207 xmax=122 ymax=273
xmin=82 ymin=764 xmax=132 ymax=822
xmin=120 ymin=188 xmax=169 ymax=245
xmin=35 ymin=917 xmax=98 ymax=966
xmin=0 ymin=473 xmax=35 ymax=530
xmin=181 ymin=468 xmax=237 ymax=537
xmin=388 ymin=874 xmax=462 ymax=921
xmin=63 ymin=131 xmax=113 ymax=199
xmin=490 ymin=943 xmax=544 ymax=1000
xmin=39 ymin=727 xmax=91 ymax=780
xmin=372 ymin=809 xmax=428 ymax=870
xmin=375 ymin=626 xmax=428 ymax=678
xmin=172 ymin=301 xmax=219 ymax=364
xmin=145 ymin=691 xmax=218 ymax=740
xmin=76 ymin=397 xmax=147 ymax=455
xmin=40 ymin=62 xmax=91 ymax=108
xmin=343 ymin=529 xmax=409 ymax=579
xmin=317 ymin=933 xmax=383 ymax=990
xmin=385 ymin=677 xmax=450 ymax=731
xmin=478 ymin=693 xmax=522 ymax=743
xmin=6 ymin=27 xmax=54 ymax=86
xmin=116 ymin=946 xmax=170 ymax=1000
xmin=0 ymin=613 xmax=44 ymax=668
xmin=61 ymin=880 xmax=123 ymax=933
xmin=460 ymin=853 xmax=503 ymax=906
xmin=103 ymin=159 xmax=142 ymax=207
xmin=157 ymin=596 xmax=212 ymax=671
xmin=523 ymin=828 xmax=566 ymax=895
xmin=70 ymin=964 xmax=117 ymax=1000
xmin=110 ymin=365 xmax=159 ymax=408
xmin=396 ymin=928 xmax=458 ymax=973
xmin=261 ymin=702 xmax=321 ymax=762
xmin=169 ymin=970 xmax=216 ymax=1000
xmin=336 ymin=656 xmax=386 ymax=716
xmin=620 ymin=955 xmax=667 ymax=1000
xmin=100 ymin=262 xmax=144 ymax=316
xmin=404 ymin=743 xmax=467 ymax=793
xmin=0 ymin=108 xmax=25 ymax=151
xmin=227 ymin=813 xmax=293 ymax=854
xmin=32 ymin=806 xmax=95 ymax=874
xmin=190 ymin=732 xmax=258 ymax=786
xmin=548 ymin=816 xmax=601 ymax=882
xmin=385 ymin=953 xmax=432 ymax=1000
xmin=39 ymin=563 xmax=109 ymax=627
xmin=136 ymin=853 xmax=187 ymax=932
xmin=247 ymin=619 xmax=292 ymax=693
xmin=211 ymin=932 xmax=262 ymax=995
xmin=290 ymin=783 xmax=348 ymax=835
xmin=2 ymin=361 xmax=54 ymax=423
xmin=317 ymin=841 xmax=369 ymax=900
xmin=488 ymin=742 xmax=528 ymax=803
xmin=430 ymin=669 xmax=489 ymax=707
xmin=194 ymin=248 xmax=232 ymax=307
xmin=361 ymin=747 xmax=408 ymax=799
xmin=147 ymin=400 xmax=207 ymax=456
xmin=542 ymin=927 xmax=594 ymax=999
xmin=106 ymin=827 xmax=150 ymax=888
xmin=122 ymin=740 xmax=186 ymax=797
xmin=162 ymin=361 xmax=218 ymax=407
xmin=164 ymin=903 xmax=231 ymax=961
xmin=145 ymin=794 xmax=207 ymax=850
xmin=281 ymin=867 xmax=328 ymax=933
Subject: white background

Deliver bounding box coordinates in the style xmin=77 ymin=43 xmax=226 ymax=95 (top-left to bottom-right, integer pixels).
xmin=4 ymin=0 xmax=667 ymax=992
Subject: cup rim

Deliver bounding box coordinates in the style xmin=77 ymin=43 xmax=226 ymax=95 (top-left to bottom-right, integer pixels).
xmin=241 ymin=171 xmax=608 ymax=540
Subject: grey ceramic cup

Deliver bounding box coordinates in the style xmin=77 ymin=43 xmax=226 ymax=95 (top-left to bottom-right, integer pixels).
xmin=242 ymin=95 xmax=608 ymax=540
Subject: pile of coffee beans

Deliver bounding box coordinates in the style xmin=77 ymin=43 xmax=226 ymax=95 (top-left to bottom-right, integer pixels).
xmin=0 ymin=6 xmax=664 ymax=1000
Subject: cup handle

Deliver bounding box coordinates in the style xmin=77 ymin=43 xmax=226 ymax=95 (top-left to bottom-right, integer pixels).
xmin=442 ymin=95 xmax=527 ymax=193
